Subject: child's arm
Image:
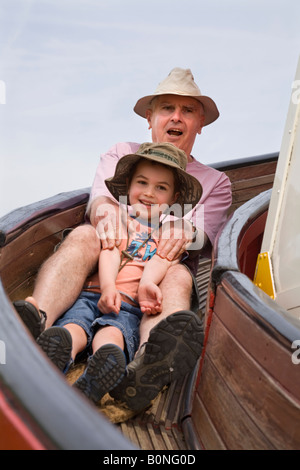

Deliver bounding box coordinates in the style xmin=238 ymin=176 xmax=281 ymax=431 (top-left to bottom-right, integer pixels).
xmin=97 ymin=247 xmax=122 ymax=314
xmin=138 ymin=254 xmax=180 ymax=315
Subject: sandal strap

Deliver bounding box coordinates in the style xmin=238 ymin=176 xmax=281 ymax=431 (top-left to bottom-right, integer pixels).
xmin=39 ymin=309 xmax=47 ymax=330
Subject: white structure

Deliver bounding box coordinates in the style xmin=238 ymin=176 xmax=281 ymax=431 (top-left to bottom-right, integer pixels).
xmin=255 ymin=57 xmax=300 ymax=319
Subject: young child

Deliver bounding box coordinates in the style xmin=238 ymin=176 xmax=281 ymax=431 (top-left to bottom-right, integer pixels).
xmin=36 ymin=142 xmax=202 ymax=404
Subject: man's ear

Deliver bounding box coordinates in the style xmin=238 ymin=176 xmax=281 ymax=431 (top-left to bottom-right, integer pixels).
xmin=197 ymin=114 xmax=205 ymax=135
xmin=145 ymin=109 xmax=152 ymax=130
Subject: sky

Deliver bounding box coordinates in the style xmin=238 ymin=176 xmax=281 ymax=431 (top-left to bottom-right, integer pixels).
xmin=0 ymin=0 xmax=300 ymax=217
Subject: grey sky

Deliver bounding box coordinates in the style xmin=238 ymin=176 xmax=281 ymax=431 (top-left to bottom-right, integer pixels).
xmin=1 ymin=0 xmax=299 ymax=216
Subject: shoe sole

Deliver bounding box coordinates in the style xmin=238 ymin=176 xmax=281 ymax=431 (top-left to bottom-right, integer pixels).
xmin=73 ymin=344 xmax=126 ymax=404
xmin=37 ymin=326 xmax=72 ymax=372
xmin=111 ymin=310 xmax=204 ymax=411
xmin=13 ymin=300 xmax=46 ymax=339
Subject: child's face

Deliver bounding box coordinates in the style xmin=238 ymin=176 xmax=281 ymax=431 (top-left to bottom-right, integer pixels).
xmin=128 ymin=159 xmax=179 ymax=221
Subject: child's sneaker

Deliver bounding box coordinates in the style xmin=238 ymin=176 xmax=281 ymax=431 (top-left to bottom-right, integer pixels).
xmin=37 ymin=326 xmax=73 ymax=373
xmin=73 ymin=344 xmax=126 ymax=404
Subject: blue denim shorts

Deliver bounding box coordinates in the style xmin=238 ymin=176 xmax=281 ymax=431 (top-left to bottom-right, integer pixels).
xmin=54 ymin=291 xmax=143 ymax=362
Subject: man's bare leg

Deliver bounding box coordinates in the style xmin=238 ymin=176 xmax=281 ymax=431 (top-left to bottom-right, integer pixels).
xmin=18 ymin=225 xmax=100 ymax=331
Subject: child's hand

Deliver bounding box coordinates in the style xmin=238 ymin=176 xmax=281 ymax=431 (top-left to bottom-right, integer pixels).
xmin=98 ymin=287 xmax=121 ymax=314
xmin=138 ymin=282 xmax=162 ymax=315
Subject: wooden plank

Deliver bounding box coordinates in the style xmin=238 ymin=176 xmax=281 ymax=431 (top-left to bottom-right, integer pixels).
xmin=0 ymin=190 xmax=89 ymax=246
xmin=231 ymin=183 xmax=274 ymax=204
xmin=167 ymin=376 xmax=189 ymax=428
xmin=206 ymin=307 xmax=300 ymax=449
xmin=223 ymin=160 xmax=276 ymax=216
xmin=133 ymin=422 xmax=154 ymax=450
xmin=172 ymin=428 xmax=187 ymax=451
xmin=215 ymin=280 xmax=300 ymax=397
xmin=231 ymin=173 xmax=275 ymax=191
xmin=146 ymin=422 xmax=167 ymax=450
xmin=0 ymin=206 xmax=87 ymax=297
xmin=0 ymin=205 xmax=86 ymax=269
xmin=194 ymin=354 xmax=274 ymax=449
xmin=1 ymin=238 xmax=58 ymax=295
xmin=6 ymin=278 xmax=35 ymax=302
xmin=159 ymin=425 xmax=177 ymax=450
xmin=224 ymin=160 xmax=277 ymax=183
xmin=191 ymin=391 xmax=226 ymax=450
xmin=120 ymin=421 xmax=140 ymax=448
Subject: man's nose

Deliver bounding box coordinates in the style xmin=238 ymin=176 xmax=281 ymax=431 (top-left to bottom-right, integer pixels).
xmin=171 ymin=107 xmax=182 ymax=122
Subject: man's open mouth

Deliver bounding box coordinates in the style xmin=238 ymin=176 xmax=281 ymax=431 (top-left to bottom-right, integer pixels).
xmin=167 ymin=129 xmax=183 ymax=136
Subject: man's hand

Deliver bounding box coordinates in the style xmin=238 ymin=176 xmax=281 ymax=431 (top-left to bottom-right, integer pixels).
xmin=157 ymin=219 xmax=195 ymax=261
xmin=91 ymin=197 xmax=122 ymax=250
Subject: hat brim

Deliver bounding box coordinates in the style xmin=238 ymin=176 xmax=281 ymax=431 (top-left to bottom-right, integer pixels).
xmin=134 ymin=93 xmax=219 ymax=126
xmin=105 ymin=153 xmax=202 ymax=214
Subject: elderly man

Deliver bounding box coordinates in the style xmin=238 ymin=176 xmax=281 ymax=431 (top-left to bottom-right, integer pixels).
xmin=14 ymin=68 xmax=232 ymax=411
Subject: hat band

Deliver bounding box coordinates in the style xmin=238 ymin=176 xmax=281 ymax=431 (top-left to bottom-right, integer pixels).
xmin=140 ymin=149 xmax=183 ymax=168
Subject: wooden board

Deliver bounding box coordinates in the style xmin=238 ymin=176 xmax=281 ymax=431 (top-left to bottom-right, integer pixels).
xmin=191 ymin=277 xmax=300 ymax=450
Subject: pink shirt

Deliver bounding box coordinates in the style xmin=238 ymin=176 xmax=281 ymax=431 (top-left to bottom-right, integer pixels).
xmin=87 ymin=142 xmax=232 ymax=251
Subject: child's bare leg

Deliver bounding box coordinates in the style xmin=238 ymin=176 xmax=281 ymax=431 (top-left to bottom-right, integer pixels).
xmin=92 ymin=325 xmax=124 ymax=353
xmin=64 ymin=323 xmax=88 ymax=359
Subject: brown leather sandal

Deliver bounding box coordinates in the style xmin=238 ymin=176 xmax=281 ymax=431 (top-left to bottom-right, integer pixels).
xmin=13 ymin=300 xmax=47 ymax=339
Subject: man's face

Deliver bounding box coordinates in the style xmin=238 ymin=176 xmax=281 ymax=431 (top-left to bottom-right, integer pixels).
xmin=146 ymin=95 xmax=205 ymax=159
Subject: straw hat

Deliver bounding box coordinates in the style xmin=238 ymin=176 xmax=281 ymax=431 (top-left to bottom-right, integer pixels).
xmin=105 ymin=142 xmax=202 ymax=212
xmin=134 ymin=68 xmax=219 ymax=126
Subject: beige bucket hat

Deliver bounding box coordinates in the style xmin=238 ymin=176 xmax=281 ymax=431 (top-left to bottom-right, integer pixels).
xmin=134 ymin=67 xmax=219 ymax=126
xmin=105 ymin=142 xmax=202 ymax=212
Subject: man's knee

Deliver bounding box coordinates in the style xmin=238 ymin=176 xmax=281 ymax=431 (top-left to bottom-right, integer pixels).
xmin=160 ymin=264 xmax=193 ymax=291
xmin=61 ymin=225 xmax=100 ymax=258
